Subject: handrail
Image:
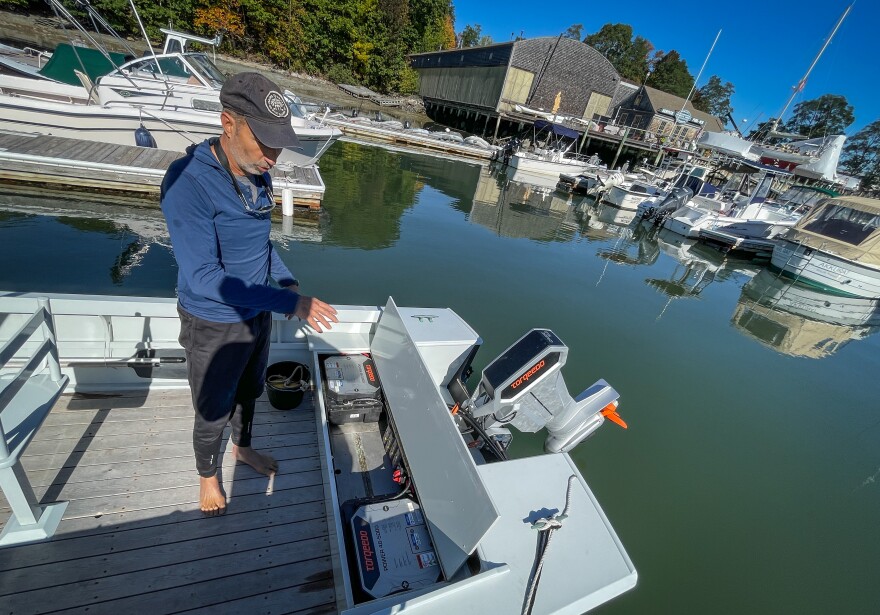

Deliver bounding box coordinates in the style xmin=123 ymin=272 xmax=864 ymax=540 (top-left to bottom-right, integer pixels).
xmin=0 ymin=298 xmax=63 ymax=460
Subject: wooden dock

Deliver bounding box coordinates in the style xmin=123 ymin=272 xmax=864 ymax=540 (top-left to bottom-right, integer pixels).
xmin=336 ymin=84 xmax=403 ymax=107
xmin=0 ymin=389 xmax=337 ymax=614
xmin=0 ymin=130 xmax=326 ymax=210
xmin=325 ymin=118 xmax=494 ymax=163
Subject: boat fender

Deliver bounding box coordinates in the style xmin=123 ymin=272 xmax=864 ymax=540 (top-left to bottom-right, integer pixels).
xmin=135 ymin=124 xmax=157 ymax=148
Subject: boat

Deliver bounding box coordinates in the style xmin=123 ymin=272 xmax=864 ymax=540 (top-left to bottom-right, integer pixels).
xmin=0 ymin=13 xmax=340 ymax=167
xmin=601 ymin=177 xmax=660 ymax=210
xmin=506 ymin=121 xmax=598 ymax=177
xmin=0 ymin=292 xmax=637 ymax=613
xmin=770 ymin=196 xmax=880 ymax=298
xmin=656 ymin=162 xmax=804 ymax=239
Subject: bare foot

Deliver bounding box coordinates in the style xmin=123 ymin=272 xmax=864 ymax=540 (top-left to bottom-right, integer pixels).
xmin=232 ymin=444 xmax=278 ymax=475
xmin=199 ymin=475 xmax=227 ymax=516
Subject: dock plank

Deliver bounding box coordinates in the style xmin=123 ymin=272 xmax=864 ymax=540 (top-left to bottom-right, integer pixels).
xmin=0 ymin=384 xmax=335 ymax=614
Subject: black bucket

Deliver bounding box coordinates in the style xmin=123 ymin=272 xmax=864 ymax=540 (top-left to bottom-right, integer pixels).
xmin=265 ymin=361 xmax=311 ymax=410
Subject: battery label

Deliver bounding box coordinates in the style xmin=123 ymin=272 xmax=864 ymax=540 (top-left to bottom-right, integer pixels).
xmin=404 ymin=510 xmax=424 ymax=526
xmin=417 ymin=552 xmax=438 ymax=569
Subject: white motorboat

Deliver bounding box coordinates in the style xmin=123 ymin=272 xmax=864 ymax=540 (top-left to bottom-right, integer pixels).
xmin=0 ymin=29 xmax=340 ymax=167
xmin=770 ymin=196 xmax=880 ymax=299
xmin=506 ymin=120 xmax=597 ymax=177
xmin=659 ymin=164 xmax=802 ymax=239
xmin=0 ymin=291 xmax=637 ymax=613
xmin=602 ymin=178 xmax=659 ymax=210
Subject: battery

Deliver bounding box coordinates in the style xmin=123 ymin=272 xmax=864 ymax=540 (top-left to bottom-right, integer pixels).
xmin=351 ymin=499 xmax=440 ymax=598
xmin=323 ymin=355 xmax=384 ymax=425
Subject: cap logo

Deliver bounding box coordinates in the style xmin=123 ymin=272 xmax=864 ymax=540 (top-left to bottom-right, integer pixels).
xmin=265 ymin=91 xmax=289 ymax=118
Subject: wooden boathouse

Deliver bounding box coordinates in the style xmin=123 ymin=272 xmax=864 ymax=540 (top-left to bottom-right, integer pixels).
xmin=411 ymin=36 xmax=627 ymax=141
xmin=410 ymin=37 xmax=725 ymax=166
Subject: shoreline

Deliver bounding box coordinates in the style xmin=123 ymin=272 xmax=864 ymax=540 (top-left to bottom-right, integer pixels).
xmin=0 ymin=9 xmax=430 ymax=125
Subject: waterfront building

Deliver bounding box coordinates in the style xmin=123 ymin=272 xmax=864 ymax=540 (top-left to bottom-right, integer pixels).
xmin=410 ymin=36 xmax=628 ymax=139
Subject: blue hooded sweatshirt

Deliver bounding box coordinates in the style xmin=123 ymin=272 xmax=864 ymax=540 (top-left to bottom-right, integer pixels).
xmin=160 ymin=139 xmax=299 ymax=322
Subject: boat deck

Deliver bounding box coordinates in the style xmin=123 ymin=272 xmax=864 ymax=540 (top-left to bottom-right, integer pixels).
xmin=0 ymin=388 xmax=336 ymax=615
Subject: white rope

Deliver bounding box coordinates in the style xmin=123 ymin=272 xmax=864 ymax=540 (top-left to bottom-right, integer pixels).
xmin=522 ymin=474 xmax=577 ymax=615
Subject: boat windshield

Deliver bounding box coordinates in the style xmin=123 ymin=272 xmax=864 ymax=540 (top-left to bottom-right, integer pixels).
xmin=803 ymin=204 xmax=880 ymax=245
xmin=777 ymin=187 xmax=835 ymax=210
xmin=185 ymin=53 xmax=225 ymax=89
xmin=283 ymin=91 xmax=309 ymax=119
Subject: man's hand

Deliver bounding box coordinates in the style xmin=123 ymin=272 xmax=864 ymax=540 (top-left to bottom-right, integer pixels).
xmin=287 ymin=295 xmax=338 ymax=332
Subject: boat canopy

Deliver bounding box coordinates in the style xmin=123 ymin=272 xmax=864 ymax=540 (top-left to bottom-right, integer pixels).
xmin=781 ymin=196 xmax=880 ymax=266
xmin=719 ymin=158 xmax=793 ymax=175
xmin=534 ymin=120 xmax=579 ymax=140
xmin=38 ymin=43 xmax=128 ymax=86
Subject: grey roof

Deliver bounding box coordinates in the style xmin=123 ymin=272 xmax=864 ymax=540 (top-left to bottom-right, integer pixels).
xmin=642 ymin=86 xmax=725 ymax=132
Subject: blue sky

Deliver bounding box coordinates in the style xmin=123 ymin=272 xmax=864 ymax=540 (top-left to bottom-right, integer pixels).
xmin=452 ymin=1 xmax=876 ymax=135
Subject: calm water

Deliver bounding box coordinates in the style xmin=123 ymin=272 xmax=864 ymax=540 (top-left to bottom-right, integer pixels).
xmin=1 ymin=141 xmax=878 ymax=614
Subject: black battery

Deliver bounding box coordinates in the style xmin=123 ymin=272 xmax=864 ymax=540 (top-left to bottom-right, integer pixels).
xmin=323 ymin=355 xmax=384 ymax=425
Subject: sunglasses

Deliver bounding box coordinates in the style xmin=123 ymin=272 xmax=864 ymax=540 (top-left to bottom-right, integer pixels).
xmin=210 ymin=136 xmax=276 ymax=215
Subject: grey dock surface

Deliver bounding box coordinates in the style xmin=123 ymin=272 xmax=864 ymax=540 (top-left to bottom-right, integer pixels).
xmin=0 ymin=389 xmax=336 ymax=615
xmin=0 ymin=130 xmax=325 ymax=209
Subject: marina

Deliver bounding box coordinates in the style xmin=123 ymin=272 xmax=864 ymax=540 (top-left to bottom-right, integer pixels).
xmin=0 ymin=146 xmax=878 ymax=614
xmin=0 ymin=0 xmax=878 ymax=612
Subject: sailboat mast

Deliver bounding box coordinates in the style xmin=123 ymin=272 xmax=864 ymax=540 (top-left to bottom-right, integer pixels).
xmin=680 ymin=29 xmax=722 ymax=113
xmin=770 ymin=3 xmax=852 ymax=132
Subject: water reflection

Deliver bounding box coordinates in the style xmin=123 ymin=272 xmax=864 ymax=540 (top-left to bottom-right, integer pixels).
xmin=0 ymin=191 xmax=320 ymax=287
xmin=733 ymin=269 xmax=880 ymax=358
xmin=319 ymin=141 xmax=482 ymax=248
xmin=469 ymin=166 xmax=583 ymax=242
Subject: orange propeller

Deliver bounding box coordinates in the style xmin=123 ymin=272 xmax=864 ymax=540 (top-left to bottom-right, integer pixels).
xmin=600 ymin=401 xmax=628 ymax=429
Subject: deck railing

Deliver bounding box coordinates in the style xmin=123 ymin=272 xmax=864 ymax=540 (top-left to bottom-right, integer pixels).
xmin=0 ymin=297 xmax=70 ymax=546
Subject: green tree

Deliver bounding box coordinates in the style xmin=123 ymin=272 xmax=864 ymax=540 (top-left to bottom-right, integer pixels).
xmin=563 ymin=23 xmax=582 ymax=40
xmin=648 ymin=50 xmax=694 ymax=98
xmin=788 ymin=94 xmax=855 ymax=138
xmin=841 ymin=120 xmax=880 ymax=192
xmin=583 ymin=23 xmax=652 ymax=83
xmin=458 ymin=23 xmax=482 ymax=48
xmin=692 ymin=75 xmax=734 ymax=117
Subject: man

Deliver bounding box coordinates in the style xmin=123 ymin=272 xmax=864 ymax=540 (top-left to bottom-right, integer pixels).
xmin=161 ymin=72 xmax=338 ymax=515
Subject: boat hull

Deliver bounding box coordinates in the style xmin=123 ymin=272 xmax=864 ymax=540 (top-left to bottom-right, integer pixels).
xmin=508 ymin=152 xmax=593 ymax=177
xmin=770 ymin=240 xmax=880 ymax=298
xmin=0 ymin=95 xmax=339 ymax=167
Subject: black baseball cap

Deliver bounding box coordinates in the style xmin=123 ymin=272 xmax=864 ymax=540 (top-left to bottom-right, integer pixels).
xmin=219 ymin=72 xmax=302 ymax=150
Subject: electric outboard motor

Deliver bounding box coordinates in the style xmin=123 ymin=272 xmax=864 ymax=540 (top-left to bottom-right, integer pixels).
xmin=451 ymin=329 xmax=625 ymax=454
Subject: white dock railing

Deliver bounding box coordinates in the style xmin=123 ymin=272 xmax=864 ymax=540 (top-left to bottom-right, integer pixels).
xmin=0 ymin=297 xmax=70 ymax=546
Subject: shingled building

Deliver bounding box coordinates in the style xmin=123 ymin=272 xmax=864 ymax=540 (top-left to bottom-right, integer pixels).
xmin=410 ymin=36 xmax=628 ymax=139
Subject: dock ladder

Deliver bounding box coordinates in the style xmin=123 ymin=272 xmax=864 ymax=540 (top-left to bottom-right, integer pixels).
xmin=0 ymin=297 xmax=69 ymax=546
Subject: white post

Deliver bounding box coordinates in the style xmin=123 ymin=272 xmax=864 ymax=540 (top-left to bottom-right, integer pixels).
xmin=281 ymin=189 xmax=294 ymax=217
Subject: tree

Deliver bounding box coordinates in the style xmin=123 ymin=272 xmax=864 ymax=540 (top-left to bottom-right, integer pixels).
xmin=563 ymin=23 xmax=582 ymax=40
xmin=458 ymin=23 xmax=482 ymax=47
xmin=841 ymin=120 xmax=880 ymax=192
xmin=648 ymin=50 xmax=694 ymax=99
xmin=583 ymin=23 xmax=652 ymax=83
xmin=692 ymin=75 xmax=734 ymax=117
xmin=787 ymin=94 xmax=855 ymax=138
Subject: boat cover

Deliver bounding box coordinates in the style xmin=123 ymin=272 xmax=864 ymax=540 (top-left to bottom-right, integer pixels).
xmin=534 ymin=120 xmax=579 ymax=140
xmin=39 ymin=43 xmax=127 ymax=86
xmin=780 ymin=196 xmax=880 ymax=267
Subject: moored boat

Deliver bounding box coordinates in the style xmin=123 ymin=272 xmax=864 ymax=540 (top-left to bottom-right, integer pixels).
xmin=770 ymin=196 xmax=880 ymax=298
